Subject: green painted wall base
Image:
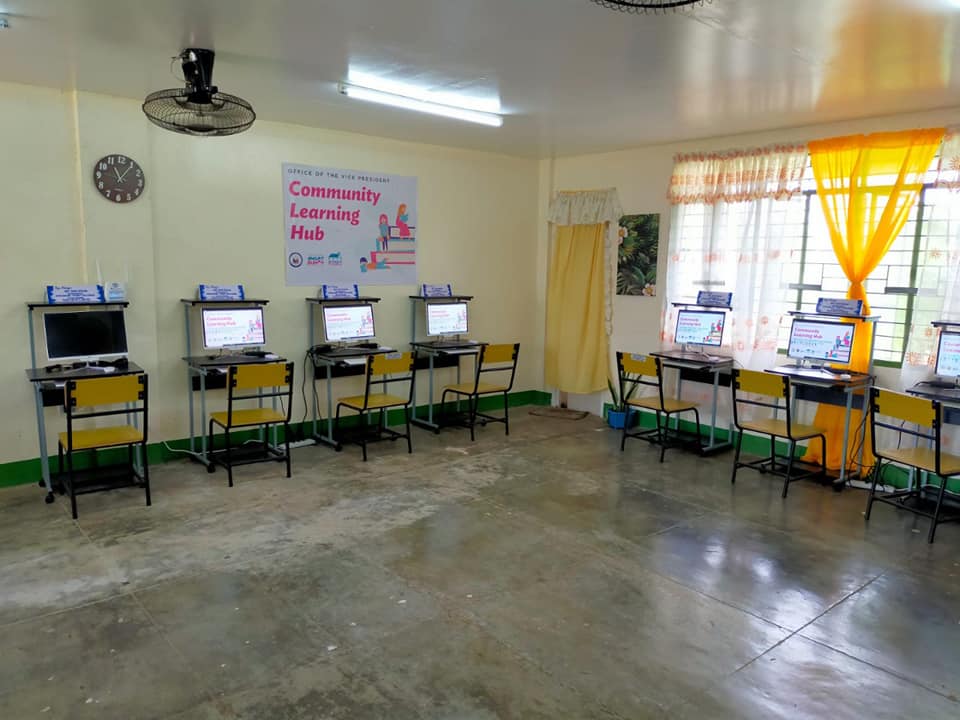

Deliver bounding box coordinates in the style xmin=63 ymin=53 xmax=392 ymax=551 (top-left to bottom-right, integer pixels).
xmin=0 ymin=391 xmax=552 ymax=490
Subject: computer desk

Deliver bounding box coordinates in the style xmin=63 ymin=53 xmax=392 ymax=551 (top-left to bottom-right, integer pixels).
xmin=903 ymin=381 xmax=960 ymax=498
xmin=410 ymin=340 xmax=487 ymax=432
xmin=183 ymin=353 xmax=287 ymax=468
xmin=765 ymin=365 xmax=873 ymax=487
xmin=309 ymin=346 xmax=393 ymax=450
xmin=651 ymin=351 xmax=734 ymax=454
xmin=25 ymin=361 xmax=146 ymax=504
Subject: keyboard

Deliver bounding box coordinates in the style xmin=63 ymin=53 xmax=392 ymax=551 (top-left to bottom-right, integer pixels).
xmin=910 ymin=383 xmax=960 ymax=400
xmin=321 ymin=347 xmax=377 ymax=358
xmin=658 ymin=351 xmax=728 ymax=362
xmin=427 ymin=340 xmax=479 ymax=349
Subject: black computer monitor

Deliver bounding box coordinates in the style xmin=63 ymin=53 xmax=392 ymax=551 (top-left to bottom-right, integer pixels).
xmin=44 ymin=310 xmax=128 ymax=362
xmin=322 ymin=304 xmax=376 ymax=343
xmin=675 ymin=309 xmax=725 ymax=347
xmin=426 ymin=302 xmax=469 ymax=337
xmin=787 ymin=319 xmax=855 ymax=365
xmin=201 ymin=307 xmax=266 ymax=350
xmin=935 ymin=331 xmax=960 ymax=379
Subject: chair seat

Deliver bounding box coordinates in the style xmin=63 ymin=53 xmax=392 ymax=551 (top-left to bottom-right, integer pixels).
xmin=59 ymin=426 xmax=143 ymax=450
xmin=739 ymin=418 xmax=824 ymax=441
xmin=628 ymin=396 xmax=698 ymax=413
xmin=443 ymin=382 xmax=508 ymax=395
xmin=877 ymin=446 xmax=960 ymax=476
xmin=338 ymin=393 xmax=409 ymax=411
xmin=210 ymin=408 xmax=286 ymax=428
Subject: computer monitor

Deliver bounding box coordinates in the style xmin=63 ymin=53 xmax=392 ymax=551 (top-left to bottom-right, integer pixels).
xmin=322 ymin=304 xmax=376 ymax=343
xmin=935 ymin=331 xmax=960 ymax=378
xmin=44 ymin=310 xmax=128 ymax=362
xmin=426 ymin=302 xmax=469 ymax=337
xmin=201 ymin=307 xmax=266 ymax=350
xmin=787 ymin=319 xmax=855 ymax=365
xmin=674 ymin=310 xmax=725 ymax=347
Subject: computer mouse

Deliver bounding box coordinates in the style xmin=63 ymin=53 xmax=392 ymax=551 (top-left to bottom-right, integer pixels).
xmin=839 ymin=373 xmax=851 ymax=381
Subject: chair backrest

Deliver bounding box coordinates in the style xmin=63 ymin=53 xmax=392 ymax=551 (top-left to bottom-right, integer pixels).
xmin=66 ymin=373 xmax=148 ymax=439
xmin=731 ymin=369 xmax=791 ymax=429
xmin=361 ymin=351 xmax=416 ymax=409
xmin=227 ymin=362 xmax=294 ymax=423
xmin=869 ymin=387 xmax=945 ymax=472
xmin=615 ymin=352 xmax=662 ymax=409
xmin=470 ymin=343 xmax=520 ymax=394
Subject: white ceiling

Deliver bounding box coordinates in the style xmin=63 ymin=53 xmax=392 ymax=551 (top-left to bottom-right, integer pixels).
xmin=2 ymin=0 xmax=960 ymax=157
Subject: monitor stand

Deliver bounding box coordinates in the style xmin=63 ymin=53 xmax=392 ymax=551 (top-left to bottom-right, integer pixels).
xmin=682 ymin=344 xmax=706 ymax=357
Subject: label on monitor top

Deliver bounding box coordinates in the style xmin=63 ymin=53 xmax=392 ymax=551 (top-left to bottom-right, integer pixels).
xmin=422 ymin=283 xmax=453 ymax=298
xmin=320 ymin=284 xmax=360 ymax=300
xmin=816 ymin=297 xmax=863 ymax=317
xmin=199 ymin=284 xmax=245 ymax=301
xmin=45 ymin=285 xmax=106 ymax=304
xmin=696 ymin=291 xmax=733 ymax=308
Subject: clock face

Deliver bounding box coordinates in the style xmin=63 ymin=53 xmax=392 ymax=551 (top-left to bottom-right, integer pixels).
xmin=93 ymin=154 xmax=145 ymax=203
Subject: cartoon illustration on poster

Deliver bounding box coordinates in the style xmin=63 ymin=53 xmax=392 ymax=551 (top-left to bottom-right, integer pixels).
xmin=283 ymin=163 xmax=418 ymax=285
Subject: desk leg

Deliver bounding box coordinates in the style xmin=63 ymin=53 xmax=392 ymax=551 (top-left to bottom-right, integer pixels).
xmin=33 ymin=384 xmax=54 ymax=503
xmin=837 ymin=388 xmax=854 ymax=487
xmin=707 ymin=370 xmax=718 ymax=447
xmin=199 ymin=371 xmax=209 ymax=466
xmin=187 ymin=368 xmax=196 ymax=453
xmin=412 ymin=353 xmax=440 ymax=432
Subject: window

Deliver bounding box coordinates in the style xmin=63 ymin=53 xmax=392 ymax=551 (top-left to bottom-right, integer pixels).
xmin=670 ymin=160 xmax=960 ymax=366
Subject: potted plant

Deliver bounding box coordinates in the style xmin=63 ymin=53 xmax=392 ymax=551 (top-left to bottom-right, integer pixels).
xmin=606 ymin=376 xmax=639 ymax=429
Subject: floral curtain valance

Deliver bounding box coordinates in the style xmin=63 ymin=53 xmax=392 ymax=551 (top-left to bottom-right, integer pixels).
xmin=667 ymin=144 xmax=808 ymax=205
xmin=548 ymin=188 xmax=623 ymax=227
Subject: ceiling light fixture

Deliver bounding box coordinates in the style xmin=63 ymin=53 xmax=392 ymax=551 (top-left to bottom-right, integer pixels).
xmin=587 ymin=0 xmax=711 ymax=13
xmin=338 ymin=82 xmax=503 ymax=127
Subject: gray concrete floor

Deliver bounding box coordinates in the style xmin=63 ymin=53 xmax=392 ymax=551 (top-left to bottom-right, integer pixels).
xmin=1 ymin=409 xmax=959 ymax=719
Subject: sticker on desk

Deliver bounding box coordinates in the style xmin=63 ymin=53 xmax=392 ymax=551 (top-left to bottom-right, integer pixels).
xmin=630 ymin=353 xmax=648 ymax=362
xmin=696 ymin=291 xmax=733 ymax=308
xmin=320 ymin=284 xmax=360 ymax=300
xmin=421 ymin=283 xmax=453 ymax=298
xmin=45 ymin=285 xmax=105 ymax=304
xmin=816 ymin=297 xmax=863 ymax=317
xmin=199 ymin=284 xmax=245 ymax=301
xmin=385 ymin=352 xmax=403 ymax=360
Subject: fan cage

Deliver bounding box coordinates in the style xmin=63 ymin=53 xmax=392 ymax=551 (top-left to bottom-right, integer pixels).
xmin=588 ymin=0 xmax=711 ymax=13
xmin=142 ymin=88 xmax=256 ymax=136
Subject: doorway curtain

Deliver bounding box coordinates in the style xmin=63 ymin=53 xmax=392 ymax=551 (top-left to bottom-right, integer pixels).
xmin=545 ymin=189 xmax=622 ymax=394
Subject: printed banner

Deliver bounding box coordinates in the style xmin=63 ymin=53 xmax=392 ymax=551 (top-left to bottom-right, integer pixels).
xmin=283 ymin=163 xmax=418 ymax=286
xmin=46 ymin=285 xmax=105 ymax=304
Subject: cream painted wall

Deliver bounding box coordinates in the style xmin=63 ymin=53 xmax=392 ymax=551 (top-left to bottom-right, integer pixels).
xmin=545 ymin=106 xmax=960 ymax=416
xmin=2 ymin=82 xmax=541 ymax=464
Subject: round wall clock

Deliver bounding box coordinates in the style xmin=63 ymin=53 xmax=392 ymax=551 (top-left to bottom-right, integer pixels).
xmin=93 ymin=154 xmax=145 ymax=203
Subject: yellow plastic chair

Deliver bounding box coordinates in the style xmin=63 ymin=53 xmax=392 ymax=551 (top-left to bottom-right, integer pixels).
xmin=730 ymin=369 xmax=827 ymax=497
xmin=208 ymin=362 xmax=294 ymax=487
xmin=867 ymin=388 xmax=960 ymax=543
xmin=441 ymin=343 xmax=520 ymax=441
xmin=336 ymin=352 xmax=416 ymax=460
xmin=616 ymin=352 xmax=701 ymax=462
xmin=57 ymin=373 xmax=149 ymax=520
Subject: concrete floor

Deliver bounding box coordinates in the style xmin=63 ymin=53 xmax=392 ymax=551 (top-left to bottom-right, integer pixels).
xmin=1 ymin=409 xmax=959 ymax=719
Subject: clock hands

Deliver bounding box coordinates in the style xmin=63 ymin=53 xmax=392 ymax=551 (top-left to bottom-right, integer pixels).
xmin=117 ymin=165 xmax=133 ymax=183
xmin=114 ymin=167 xmax=122 ymax=182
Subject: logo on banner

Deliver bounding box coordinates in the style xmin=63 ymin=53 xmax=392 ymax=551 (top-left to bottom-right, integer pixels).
xmin=288 ymin=252 xmax=304 ymax=268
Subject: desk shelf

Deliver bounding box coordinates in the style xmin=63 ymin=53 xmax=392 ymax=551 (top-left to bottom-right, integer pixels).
xmin=179 ymin=298 xmax=269 ymax=305
xmin=26 ymin=301 xmax=130 ymax=309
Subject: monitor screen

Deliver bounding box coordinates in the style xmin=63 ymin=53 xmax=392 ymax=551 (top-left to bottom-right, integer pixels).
xmin=44 ymin=310 xmax=128 ymax=361
xmin=322 ymin=304 xmax=375 ymax=343
xmin=935 ymin=331 xmax=960 ymax=378
xmin=201 ymin=308 xmax=266 ymax=350
xmin=426 ymin=302 xmax=469 ymax=336
xmin=675 ymin=310 xmax=725 ymax=347
xmin=787 ymin=319 xmax=855 ymax=364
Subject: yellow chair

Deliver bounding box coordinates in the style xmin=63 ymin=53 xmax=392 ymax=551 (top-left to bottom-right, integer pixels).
xmin=208 ymin=362 xmax=294 ymax=487
xmin=730 ymin=369 xmax=827 ymax=497
xmin=57 ymin=373 xmax=149 ymax=520
xmin=867 ymin=388 xmax=960 ymax=543
xmin=441 ymin=343 xmax=520 ymax=441
xmin=336 ymin=352 xmax=416 ymax=460
xmin=616 ymin=352 xmax=701 ymax=462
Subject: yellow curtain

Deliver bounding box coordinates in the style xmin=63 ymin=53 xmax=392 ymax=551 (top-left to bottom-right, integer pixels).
xmin=545 ymin=223 xmax=609 ymax=393
xmin=806 ymin=128 xmax=945 ymax=470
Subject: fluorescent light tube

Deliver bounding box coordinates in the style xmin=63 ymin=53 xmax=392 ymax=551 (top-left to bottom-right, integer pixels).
xmin=339 ymin=82 xmax=503 ymax=127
